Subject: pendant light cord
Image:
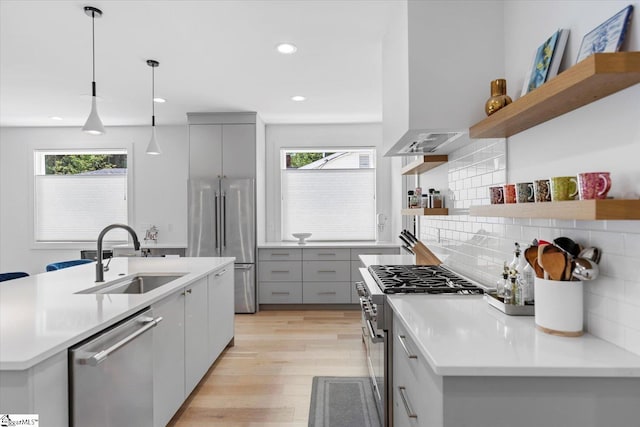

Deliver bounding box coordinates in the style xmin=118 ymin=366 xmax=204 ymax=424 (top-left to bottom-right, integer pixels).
xmin=151 ymin=65 xmax=155 ymax=126
xmin=91 ymin=10 xmax=96 ymax=96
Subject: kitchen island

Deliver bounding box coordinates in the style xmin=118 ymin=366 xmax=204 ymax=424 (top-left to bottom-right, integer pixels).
xmin=359 ymin=255 xmax=640 ymax=427
xmin=0 ymin=256 xmax=235 ymax=427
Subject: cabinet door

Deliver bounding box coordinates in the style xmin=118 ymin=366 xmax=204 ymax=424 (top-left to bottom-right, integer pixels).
xmin=189 ymin=124 xmax=222 ymax=178
xmin=152 ymin=291 xmax=186 ymax=427
xmin=185 ymin=277 xmax=210 ymax=395
xmin=222 ymin=124 xmax=255 ymax=178
xmin=208 ymin=266 xmax=235 ymax=364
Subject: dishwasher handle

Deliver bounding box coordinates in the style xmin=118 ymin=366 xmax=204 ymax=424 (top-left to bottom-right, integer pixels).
xmin=81 ymin=316 xmax=163 ymax=366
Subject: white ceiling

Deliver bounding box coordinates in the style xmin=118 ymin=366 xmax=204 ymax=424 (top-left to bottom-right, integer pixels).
xmin=0 ymin=0 xmax=398 ymax=127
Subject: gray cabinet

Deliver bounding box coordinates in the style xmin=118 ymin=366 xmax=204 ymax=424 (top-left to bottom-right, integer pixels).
xmin=188 ymin=112 xmax=257 ymax=180
xmin=258 ymin=248 xmax=303 ymax=304
xmin=391 ymin=311 xmax=640 ymax=427
xmin=152 ymin=264 xmax=235 ymax=427
xmin=258 ymin=246 xmax=400 ymax=305
xmin=208 ymin=266 xmax=234 ymax=363
xmin=184 ymin=277 xmax=210 ymax=395
xmin=152 ymin=291 xmax=186 ymax=427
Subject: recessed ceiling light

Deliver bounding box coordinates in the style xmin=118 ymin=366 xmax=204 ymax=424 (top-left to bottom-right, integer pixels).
xmin=291 ymin=95 xmax=306 ymax=102
xmin=276 ymin=43 xmax=297 ymax=54
xmin=50 ymin=116 xmax=63 ymax=121
xmin=153 ymin=97 xmax=166 ymax=103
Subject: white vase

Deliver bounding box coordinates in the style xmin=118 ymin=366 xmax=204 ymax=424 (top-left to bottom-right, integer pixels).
xmin=534 ymin=277 xmax=584 ymax=337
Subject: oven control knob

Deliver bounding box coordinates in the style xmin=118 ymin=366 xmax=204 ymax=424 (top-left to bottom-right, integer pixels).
xmin=355 ymin=281 xmax=367 ymax=297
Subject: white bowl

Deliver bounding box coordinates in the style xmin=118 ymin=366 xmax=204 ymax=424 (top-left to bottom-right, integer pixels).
xmin=292 ymin=233 xmax=312 ymax=245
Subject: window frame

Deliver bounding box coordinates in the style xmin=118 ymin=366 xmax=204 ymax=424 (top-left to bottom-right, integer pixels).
xmin=279 ymin=147 xmax=377 ymax=242
xmin=28 ymin=141 xmax=134 ymax=249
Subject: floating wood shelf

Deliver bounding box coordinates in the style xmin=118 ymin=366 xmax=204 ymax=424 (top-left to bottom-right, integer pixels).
xmin=469 ymin=199 xmax=640 ymax=220
xmin=402 ymin=208 xmax=449 ymax=216
xmin=469 ymin=52 xmax=640 ymax=139
xmin=401 ymin=155 xmax=448 ymax=175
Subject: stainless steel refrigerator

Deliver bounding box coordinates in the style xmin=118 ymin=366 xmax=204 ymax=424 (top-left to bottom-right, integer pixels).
xmin=188 ymin=177 xmax=256 ymax=313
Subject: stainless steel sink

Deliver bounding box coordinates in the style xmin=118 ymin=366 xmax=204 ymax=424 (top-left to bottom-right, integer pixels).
xmin=77 ymin=274 xmax=185 ymax=294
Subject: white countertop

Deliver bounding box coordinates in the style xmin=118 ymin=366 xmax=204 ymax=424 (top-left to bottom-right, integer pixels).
xmin=258 ymin=241 xmax=400 ymax=249
xmin=0 ymin=257 xmax=233 ymax=370
xmin=358 ymin=254 xmax=640 ymax=378
xmin=389 ymin=296 xmax=640 ymax=377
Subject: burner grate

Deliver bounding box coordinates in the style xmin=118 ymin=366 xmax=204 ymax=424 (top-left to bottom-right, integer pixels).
xmin=368 ymin=265 xmax=484 ymax=295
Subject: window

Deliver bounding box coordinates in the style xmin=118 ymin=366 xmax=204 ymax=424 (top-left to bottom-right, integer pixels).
xmin=34 ymin=149 xmax=129 ymax=242
xmin=281 ymin=149 xmax=376 ymax=241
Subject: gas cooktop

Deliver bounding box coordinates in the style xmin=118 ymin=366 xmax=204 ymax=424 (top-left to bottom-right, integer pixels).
xmin=368 ymin=265 xmax=484 ymax=295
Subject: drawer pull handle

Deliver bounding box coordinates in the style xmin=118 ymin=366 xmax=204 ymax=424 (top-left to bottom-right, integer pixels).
xmin=398 ymin=386 xmax=418 ymax=419
xmin=318 ymin=270 xmax=337 ymax=273
xmin=271 ymin=253 xmax=290 ymax=257
xmin=271 ymin=270 xmax=290 ymax=273
xmin=271 ymin=291 xmax=290 ymax=295
xmin=318 ymin=291 xmax=337 ymax=295
xmin=318 ymin=253 xmax=336 ymax=256
xmin=399 ymin=335 xmax=417 ymax=359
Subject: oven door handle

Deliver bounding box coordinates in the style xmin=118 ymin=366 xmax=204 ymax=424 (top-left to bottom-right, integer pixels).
xmin=365 ymin=319 xmax=384 ymax=343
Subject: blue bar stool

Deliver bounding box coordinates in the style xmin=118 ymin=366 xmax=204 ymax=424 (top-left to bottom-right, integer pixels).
xmin=46 ymin=259 xmax=93 ymax=272
xmin=0 ymin=272 xmax=29 ymax=282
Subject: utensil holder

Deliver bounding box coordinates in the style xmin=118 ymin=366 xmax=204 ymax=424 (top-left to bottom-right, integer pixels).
xmin=534 ymin=278 xmax=584 ymax=337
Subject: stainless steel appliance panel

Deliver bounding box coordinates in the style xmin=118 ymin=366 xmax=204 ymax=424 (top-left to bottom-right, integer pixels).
xmin=234 ymin=264 xmax=256 ymax=313
xmin=187 ymin=178 xmax=219 ymax=257
xmin=221 ymin=178 xmax=255 ymax=263
xmin=69 ymin=309 xmax=161 ymax=427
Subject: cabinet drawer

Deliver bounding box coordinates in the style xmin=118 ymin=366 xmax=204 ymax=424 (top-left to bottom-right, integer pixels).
xmin=258 ymin=248 xmax=302 ymax=261
xmin=259 ymin=282 xmax=302 ymax=304
xmin=303 ymin=261 xmax=350 ymax=282
xmin=303 ymin=248 xmax=350 ymax=261
xmin=302 ymin=282 xmax=351 ymax=303
xmin=258 ymin=261 xmax=302 ymax=282
xmin=350 ymin=247 xmax=400 ymax=260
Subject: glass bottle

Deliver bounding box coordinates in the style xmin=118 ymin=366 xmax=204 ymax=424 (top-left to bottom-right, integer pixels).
xmin=508 ymin=242 xmax=522 ymax=275
xmin=495 ymin=263 xmax=509 ymax=298
xmin=504 ymin=274 xmax=515 ymax=305
xmin=521 ymin=261 xmax=535 ymax=303
xmin=515 ymin=275 xmax=525 ymax=306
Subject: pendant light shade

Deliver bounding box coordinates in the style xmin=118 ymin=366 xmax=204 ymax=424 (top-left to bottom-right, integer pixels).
xmin=145 ymin=60 xmax=162 ymax=155
xmin=82 ymin=6 xmax=105 ymax=135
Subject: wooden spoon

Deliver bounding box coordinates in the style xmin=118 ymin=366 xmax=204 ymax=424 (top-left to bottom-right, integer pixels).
xmin=524 ymin=245 xmax=544 ymax=278
xmin=539 ymin=245 xmax=567 ymax=281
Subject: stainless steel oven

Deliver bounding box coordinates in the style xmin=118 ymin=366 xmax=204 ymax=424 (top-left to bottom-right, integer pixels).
xmin=357 ymin=264 xmax=485 ymax=427
xmin=356 ymin=269 xmax=393 ymax=427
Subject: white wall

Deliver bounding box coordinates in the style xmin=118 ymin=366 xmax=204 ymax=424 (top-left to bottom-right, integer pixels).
xmin=264 ymin=123 xmax=393 ymax=242
xmin=418 ymin=1 xmax=640 ymax=354
xmin=0 ymin=125 xmax=188 ymax=274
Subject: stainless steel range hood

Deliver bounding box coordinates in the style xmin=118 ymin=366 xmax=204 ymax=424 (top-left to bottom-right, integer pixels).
xmin=384 ymin=129 xmax=469 ymax=156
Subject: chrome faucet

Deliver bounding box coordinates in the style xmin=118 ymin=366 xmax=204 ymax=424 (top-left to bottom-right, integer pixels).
xmin=96 ymin=224 xmax=141 ymax=282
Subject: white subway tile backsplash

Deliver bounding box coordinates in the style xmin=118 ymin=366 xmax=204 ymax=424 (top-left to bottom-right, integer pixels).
xmin=417 ymin=138 xmax=640 ymax=354
xmin=590 ymin=230 xmax=625 ymax=256
xmin=605 ymin=220 xmax=640 ymax=234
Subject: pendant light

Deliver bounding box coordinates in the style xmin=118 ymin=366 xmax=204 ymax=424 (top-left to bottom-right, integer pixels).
xmin=145 ymin=60 xmax=161 ymax=155
xmin=82 ymin=6 xmax=105 ymax=135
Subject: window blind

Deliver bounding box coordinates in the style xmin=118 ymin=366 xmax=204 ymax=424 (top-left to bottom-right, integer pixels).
xmin=35 ymin=175 xmax=128 ymax=241
xmin=282 ymin=169 xmax=375 ymax=240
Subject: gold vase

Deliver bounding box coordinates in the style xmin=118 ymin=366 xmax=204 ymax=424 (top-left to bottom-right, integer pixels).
xmin=484 ymin=79 xmax=512 ymax=116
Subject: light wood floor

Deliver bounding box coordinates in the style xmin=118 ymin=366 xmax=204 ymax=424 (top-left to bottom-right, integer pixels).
xmin=168 ymin=309 xmax=368 ymax=427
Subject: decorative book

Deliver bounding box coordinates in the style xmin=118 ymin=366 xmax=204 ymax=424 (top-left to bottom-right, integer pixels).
xmin=521 ymin=29 xmax=568 ymax=96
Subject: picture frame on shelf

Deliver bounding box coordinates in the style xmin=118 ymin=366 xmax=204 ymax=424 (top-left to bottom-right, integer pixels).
xmin=521 ymin=29 xmax=568 ymax=96
xmin=575 ymin=5 xmax=634 ymax=64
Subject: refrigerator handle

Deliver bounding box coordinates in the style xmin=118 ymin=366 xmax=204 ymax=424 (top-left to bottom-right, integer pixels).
xmin=214 ymin=192 xmax=219 ymax=250
xmin=222 ymin=192 xmax=227 ymax=250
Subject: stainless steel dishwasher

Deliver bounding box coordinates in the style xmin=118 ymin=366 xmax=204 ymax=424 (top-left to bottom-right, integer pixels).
xmin=69 ymin=308 xmax=162 ymax=427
